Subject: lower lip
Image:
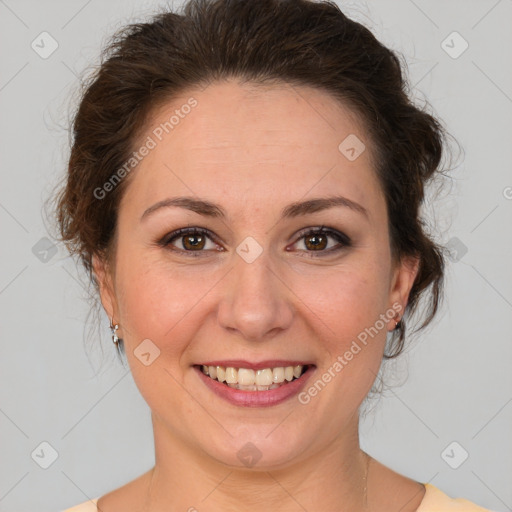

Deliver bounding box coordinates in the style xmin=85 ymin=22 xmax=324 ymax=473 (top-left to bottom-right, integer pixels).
xmin=194 ymin=365 xmax=315 ymax=407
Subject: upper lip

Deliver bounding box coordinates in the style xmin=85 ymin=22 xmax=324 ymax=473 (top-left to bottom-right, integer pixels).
xmin=196 ymin=360 xmax=315 ymax=370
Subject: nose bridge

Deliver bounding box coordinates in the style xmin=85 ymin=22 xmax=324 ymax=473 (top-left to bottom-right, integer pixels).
xmin=217 ymin=241 xmax=293 ymax=340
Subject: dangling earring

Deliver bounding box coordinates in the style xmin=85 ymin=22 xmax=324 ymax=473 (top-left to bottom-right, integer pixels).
xmin=110 ymin=316 xmax=120 ymax=345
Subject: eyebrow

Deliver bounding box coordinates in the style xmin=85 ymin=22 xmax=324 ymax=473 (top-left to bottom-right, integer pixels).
xmin=140 ymin=195 xmax=369 ymax=222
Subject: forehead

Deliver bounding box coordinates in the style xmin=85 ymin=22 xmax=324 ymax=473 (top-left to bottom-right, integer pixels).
xmin=156 ymin=79 xmax=367 ymax=151
xmin=121 ymin=79 xmax=383 ymax=221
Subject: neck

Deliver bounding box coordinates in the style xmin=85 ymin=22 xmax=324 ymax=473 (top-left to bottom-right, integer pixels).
xmin=145 ymin=411 xmax=371 ymax=512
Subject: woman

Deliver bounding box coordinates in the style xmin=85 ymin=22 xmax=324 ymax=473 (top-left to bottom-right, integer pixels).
xmin=53 ymin=0 xmax=493 ymax=510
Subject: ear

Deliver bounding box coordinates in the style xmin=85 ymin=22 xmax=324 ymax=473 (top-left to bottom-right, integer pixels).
xmin=92 ymin=253 xmax=118 ymax=323
xmin=387 ymin=253 xmax=420 ymax=327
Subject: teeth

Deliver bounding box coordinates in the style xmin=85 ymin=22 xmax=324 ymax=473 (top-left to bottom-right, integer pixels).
xmin=238 ymin=368 xmax=255 ymax=386
xmin=216 ymin=366 xmax=226 ymax=382
xmin=225 ymin=367 xmax=238 ymax=384
xmin=255 ymin=368 xmax=273 ymax=386
xmin=200 ymin=364 xmax=306 ymax=390
xmin=272 ymin=367 xmax=285 ymax=383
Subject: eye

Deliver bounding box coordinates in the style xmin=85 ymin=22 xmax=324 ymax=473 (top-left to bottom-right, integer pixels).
xmin=158 ymin=225 xmax=351 ymax=258
xmin=289 ymin=226 xmax=351 ymax=256
xmin=158 ymin=227 xmax=222 ymax=256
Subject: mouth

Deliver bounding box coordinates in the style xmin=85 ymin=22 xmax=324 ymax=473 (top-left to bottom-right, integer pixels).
xmin=197 ymin=363 xmax=310 ymax=390
xmin=193 ymin=361 xmax=316 ymax=407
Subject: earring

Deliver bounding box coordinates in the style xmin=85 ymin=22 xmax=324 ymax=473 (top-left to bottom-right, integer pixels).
xmin=110 ymin=316 xmax=120 ymax=345
xmin=394 ymin=316 xmax=402 ymax=331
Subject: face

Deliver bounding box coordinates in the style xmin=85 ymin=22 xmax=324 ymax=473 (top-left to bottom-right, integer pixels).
xmin=94 ymin=79 xmax=418 ymax=471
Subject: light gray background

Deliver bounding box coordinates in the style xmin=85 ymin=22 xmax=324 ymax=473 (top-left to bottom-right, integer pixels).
xmin=0 ymin=0 xmax=511 ymax=511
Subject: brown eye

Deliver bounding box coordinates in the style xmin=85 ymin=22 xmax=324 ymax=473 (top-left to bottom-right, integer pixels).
xmin=159 ymin=227 xmax=220 ymax=257
xmin=304 ymin=232 xmax=328 ymax=251
xmin=182 ymin=233 xmax=206 ymax=250
xmin=292 ymin=227 xmax=351 ymax=256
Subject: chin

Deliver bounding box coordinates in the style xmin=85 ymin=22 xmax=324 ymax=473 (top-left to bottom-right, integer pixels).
xmin=199 ymin=428 xmax=309 ymax=471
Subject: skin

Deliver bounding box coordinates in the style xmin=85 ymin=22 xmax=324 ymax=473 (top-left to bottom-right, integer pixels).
xmin=93 ymin=79 xmax=425 ymax=511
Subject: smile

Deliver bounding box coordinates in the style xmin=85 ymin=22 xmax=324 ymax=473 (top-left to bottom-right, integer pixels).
xmin=200 ymin=364 xmax=308 ymax=391
xmin=194 ymin=362 xmax=315 ymax=407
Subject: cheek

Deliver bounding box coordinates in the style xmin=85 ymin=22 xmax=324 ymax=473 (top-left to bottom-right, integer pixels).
xmin=114 ymin=251 xmax=204 ymax=356
xmin=289 ymin=262 xmax=391 ymax=399
xmin=113 ymin=259 xmax=205 ymax=413
xmin=293 ymin=259 xmax=391 ymax=334
xmin=307 ymin=274 xmax=388 ymax=394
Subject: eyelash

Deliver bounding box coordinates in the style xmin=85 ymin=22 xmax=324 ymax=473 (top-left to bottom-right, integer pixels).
xmin=157 ymin=226 xmax=351 ymax=258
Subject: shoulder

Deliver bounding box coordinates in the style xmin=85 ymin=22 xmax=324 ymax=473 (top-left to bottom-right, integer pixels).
xmin=417 ymin=483 xmax=496 ymax=511
xmin=61 ymin=498 xmax=99 ymax=512
xmin=69 ymin=468 xmax=153 ymax=511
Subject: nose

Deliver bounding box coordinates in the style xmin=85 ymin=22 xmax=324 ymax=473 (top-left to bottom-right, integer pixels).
xmin=216 ymin=249 xmax=294 ymax=342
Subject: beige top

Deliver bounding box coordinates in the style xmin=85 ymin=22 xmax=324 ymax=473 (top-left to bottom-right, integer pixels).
xmin=62 ymin=483 xmax=495 ymax=511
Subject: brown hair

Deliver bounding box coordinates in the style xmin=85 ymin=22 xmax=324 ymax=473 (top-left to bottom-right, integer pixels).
xmin=49 ymin=0 xmax=455 ymax=362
